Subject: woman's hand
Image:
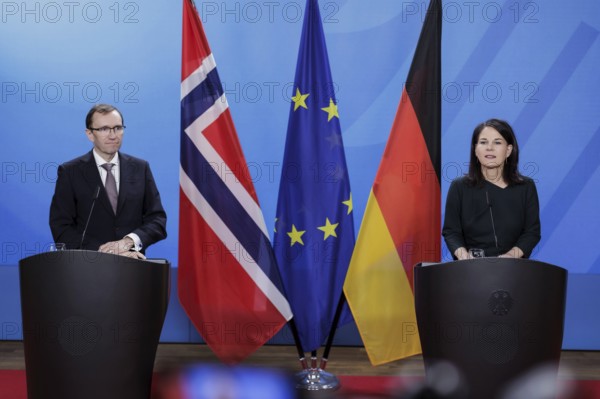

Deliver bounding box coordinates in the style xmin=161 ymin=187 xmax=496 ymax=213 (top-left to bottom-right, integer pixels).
xmin=499 ymin=247 xmax=524 ymax=258
xmin=454 ymin=247 xmax=470 ymax=260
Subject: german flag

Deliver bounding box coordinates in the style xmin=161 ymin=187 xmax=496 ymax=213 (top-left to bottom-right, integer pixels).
xmin=343 ymin=0 xmax=442 ymax=366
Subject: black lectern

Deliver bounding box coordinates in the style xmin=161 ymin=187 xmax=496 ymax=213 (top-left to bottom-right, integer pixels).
xmin=19 ymin=250 xmax=170 ymax=399
xmin=414 ymin=258 xmax=567 ymax=399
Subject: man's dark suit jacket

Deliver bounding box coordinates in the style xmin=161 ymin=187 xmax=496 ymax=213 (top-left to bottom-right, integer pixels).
xmin=49 ymin=151 xmax=167 ymax=251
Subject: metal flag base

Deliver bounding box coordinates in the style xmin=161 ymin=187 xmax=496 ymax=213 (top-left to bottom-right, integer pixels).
xmin=295 ymin=368 xmax=340 ymax=394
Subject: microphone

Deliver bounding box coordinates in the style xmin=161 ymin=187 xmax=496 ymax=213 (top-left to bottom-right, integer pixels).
xmin=80 ymin=186 xmax=101 ymax=249
xmin=486 ymin=191 xmax=499 ymax=252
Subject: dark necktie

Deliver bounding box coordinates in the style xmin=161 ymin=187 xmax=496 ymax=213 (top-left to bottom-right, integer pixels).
xmin=101 ymin=163 xmax=118 ymax=214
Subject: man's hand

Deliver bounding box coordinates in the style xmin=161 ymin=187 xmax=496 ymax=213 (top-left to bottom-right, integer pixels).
xmin=99 ymin=237 xmax=135 ymax=256
xmin=118 ymin=250 xmax=146 ymax=260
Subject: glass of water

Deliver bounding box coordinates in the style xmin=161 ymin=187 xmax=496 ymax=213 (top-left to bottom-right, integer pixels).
xmin=469 ymin=248 xmax=485 ymax=258
xmin=49 ymin=243 xmax=66 ymax=251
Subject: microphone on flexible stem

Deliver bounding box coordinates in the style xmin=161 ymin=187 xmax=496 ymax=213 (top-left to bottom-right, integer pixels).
xmin=486 ymin=191 xmax=499 ymax=252
xmin=80 ymin=186 xmax=101 ymax=249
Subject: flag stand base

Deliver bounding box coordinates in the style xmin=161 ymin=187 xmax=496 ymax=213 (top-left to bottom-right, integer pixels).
xmin=295 ymin=368 xmax=340 ymax=393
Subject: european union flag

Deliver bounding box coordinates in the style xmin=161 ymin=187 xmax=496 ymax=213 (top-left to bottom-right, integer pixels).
xmin=273 ymin=0 xmax=355 ymax=353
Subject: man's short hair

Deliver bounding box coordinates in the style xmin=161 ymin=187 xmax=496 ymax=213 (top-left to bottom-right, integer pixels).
xmin=85 ymin=104 xmax=124 ymax=129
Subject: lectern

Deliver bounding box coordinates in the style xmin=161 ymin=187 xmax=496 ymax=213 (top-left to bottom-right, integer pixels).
xmin=19 ymin=250 xmax=170 ymax=399
xmin=414 ymin=258 xmax=567 ymax=399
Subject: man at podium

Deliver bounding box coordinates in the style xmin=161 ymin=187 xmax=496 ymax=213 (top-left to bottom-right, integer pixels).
xmin=49 ymin=104 xmax=167 ymax=258
xmin=442 ymin=119 xmax=540 ymax=260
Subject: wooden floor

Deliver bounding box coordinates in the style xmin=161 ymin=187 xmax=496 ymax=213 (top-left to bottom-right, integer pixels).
xmin=1 ymin=341 xmax=599 ymax=379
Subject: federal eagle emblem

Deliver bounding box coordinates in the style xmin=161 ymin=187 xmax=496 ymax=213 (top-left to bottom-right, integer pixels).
xmin=488 ymin=290 xmax=513 ymax=316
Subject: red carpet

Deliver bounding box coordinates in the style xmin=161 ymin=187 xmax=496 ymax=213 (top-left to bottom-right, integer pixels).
xmin=1 ymin=370 xmax=598 ymax=398
xmin=0 ymin=371 xmax=26 ymax=399
xmin=336 ymin=376 xmax=600 ymax=399
xmin=337 ymin=375 xmax=422 ymax=396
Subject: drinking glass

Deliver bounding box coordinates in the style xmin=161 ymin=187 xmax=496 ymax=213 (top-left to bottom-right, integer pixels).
xmin=49 ymin=243 xmax=66 ymax=251
xmin=469 ymin=248 xmax=485 ymax=258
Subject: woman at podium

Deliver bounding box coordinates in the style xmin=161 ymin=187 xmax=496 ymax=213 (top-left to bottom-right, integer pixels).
xmin=442 ymin=119 xmax=541 ymax=260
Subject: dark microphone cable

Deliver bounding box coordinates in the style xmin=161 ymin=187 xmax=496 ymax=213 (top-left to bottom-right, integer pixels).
xmin=80 ymin=186 xmax=101 ymax=249
xmin=486 ymin=191 xmax=499 ymax=252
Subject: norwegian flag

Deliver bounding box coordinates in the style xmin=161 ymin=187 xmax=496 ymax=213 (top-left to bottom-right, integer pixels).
xmin=178 ymin=0 xmax=293 ymax=364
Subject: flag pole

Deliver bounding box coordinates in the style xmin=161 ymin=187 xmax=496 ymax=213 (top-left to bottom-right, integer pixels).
xmin=288 ymin=318 xmax=309 ymax=370
xmin=286 ymin=275 xmax=344 ymax=389
xmin=294 ymin=295 xmax=345 ymax=391
xmin=319 ymin=291 xmax=346 ymax=370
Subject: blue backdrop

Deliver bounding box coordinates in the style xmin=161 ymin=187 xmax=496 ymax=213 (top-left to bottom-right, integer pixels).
xmin=1 ymin=1 xmax=599 ymax=349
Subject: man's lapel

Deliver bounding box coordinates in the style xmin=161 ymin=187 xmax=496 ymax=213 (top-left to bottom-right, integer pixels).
xmin=82 ymin=151 xmax=114 ymax=215
xmin=117 ymin=153 xmax=136 ymax=216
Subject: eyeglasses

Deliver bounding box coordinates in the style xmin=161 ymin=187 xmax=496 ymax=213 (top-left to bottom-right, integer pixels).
xmin=89 ymin=125 xmax=126 ymax=135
